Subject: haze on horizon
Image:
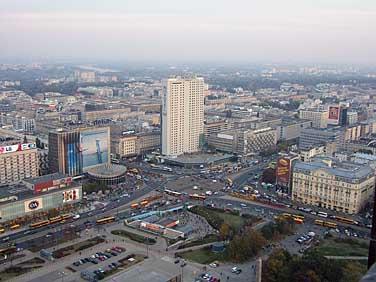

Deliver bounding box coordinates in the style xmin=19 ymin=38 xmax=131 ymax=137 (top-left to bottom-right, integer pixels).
xmin=1 ymin=0 xmax=375 ymax=65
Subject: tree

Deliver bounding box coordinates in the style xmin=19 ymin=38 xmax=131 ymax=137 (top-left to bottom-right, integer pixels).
xmin=219 ymin=223 xmax=230 ymax=241
xmin=341 ymin=261 xmax=366 ymax=282
xmin=262 ymin=167 xmax=276 ymax=184
xmin=226 ymin=229 xmax=266 ymax=262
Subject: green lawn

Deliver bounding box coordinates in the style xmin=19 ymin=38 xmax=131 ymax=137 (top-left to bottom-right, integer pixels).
xmin=179 ymin=234 xmax=220 ymax=249
xmin=178 ymin=246 xmax=226 ymax=264
xmin=111 ymin=230 xmax=156 ymax=245
xmin=190 ymin=206 xmax=250 ymax=231
xmin=216 ymin=212 xmax=245 ymax=230
xmin=313 ymin=238 xmax=369 ymax=257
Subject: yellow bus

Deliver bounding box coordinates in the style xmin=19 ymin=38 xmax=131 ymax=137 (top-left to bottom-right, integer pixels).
xmin=96 ymin=217 xmax=116 ymax=225
xmin=314 ymin=219 xmax=324 ymax=226
xmin=293 ymin=218 xmax=304 ymax=224
xmin=61 ymin=214 xmax=71 ymax=220
xmin=292 ymin=215 xmax=305 ymax=221
xmin=140 ymin=200 xmax=149 ymax=206
xmin=29 ymin=220 xmax=50 ymax=229
xmin=10 ymin=224 xmax=21 ymax=230
xmin=49 ymin=216 xmax=62 ymax=224
xmin=324 ymin=221 xmax=338 ymax=229
xmin=189 ymin=194 xmax=206 ymax=201
xmin=131 ymin=203 xmax=139 ymax=209
xmin=226 ymin=178 xmax=233 ymax=185
xmin=0 ymin=228 xmax=5 ymax=234
xmin=334 ymin=216 xmax=358 ymax=225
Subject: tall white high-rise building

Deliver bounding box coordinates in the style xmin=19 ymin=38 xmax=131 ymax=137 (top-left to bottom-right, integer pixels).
xmin=162 ymin=76 xmax=204 ymax=156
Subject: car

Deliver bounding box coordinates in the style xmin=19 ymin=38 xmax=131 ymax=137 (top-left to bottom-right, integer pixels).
xmin=240 ymin=203 xmax=247 ymax=207
xmin=209 ymin=263 xmax=218 ymax=268
xmin=296 ymin=238 xmax=304 ymax=244
xmin=231 ymin=267 xmax=242 ymax=274
xmin=98 ymin=256 xmax=106 ymax=261
xmin=201 ymin=274 xmax=211 ymax=279
xmin=73 ymin=214 xmax=80 ymax=220
xmin=174 ymin=259 xmax=180 ymax=264
xmin=112 ymin=246 xmax=124 ymax=252
xmin=73 ymin=261 xmax=80 ymax=266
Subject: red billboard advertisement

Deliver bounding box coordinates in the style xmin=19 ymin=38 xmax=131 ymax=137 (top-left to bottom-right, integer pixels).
xmin=0 ymin=143 xmax=36 ymax=154
xmin=276 ymin=158 xmax=290 ymax=184
xmin=328 ymin=106 xmax=340 ymax=120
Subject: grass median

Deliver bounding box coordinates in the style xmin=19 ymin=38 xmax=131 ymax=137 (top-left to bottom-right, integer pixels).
xmin=111 ymin=230 xmax=156 ymax=245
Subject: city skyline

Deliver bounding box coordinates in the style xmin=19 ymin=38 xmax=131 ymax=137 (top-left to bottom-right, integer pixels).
xmin=1 ymin=0 xmax=376 ymax=64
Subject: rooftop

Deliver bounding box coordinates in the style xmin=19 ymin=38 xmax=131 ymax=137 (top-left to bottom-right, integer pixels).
xmin=22 ymin=173 xmax=68 ymax=185
xmin=294 ymin=157 xmax=373 ymax=180
xmin=87 ymin=163 xmax=127 ymax=177
xmin=0 ymin=183 xmax=82 ymax=204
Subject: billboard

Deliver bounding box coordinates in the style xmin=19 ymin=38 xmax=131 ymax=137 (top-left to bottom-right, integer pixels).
xmin=80 ymin=128 xmax=109 ymax=170
xmin=53 ymin=177 xmax=72 ymax=186
xmin=62 ymin=188 xmax=80 ymax=202
xmin=276 ymin=158 xmax=291 ymax=184
xmin=24 ymin=198 xmax=43 ymax=213
xmin=328 ymin=106 xmax=340 ymax=121
xmin=0 ymin=143 xmax=36 ymax=155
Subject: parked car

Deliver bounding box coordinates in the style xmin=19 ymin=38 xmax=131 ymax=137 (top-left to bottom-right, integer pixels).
xmin=231 ymin=267 xmax=242 ymax=274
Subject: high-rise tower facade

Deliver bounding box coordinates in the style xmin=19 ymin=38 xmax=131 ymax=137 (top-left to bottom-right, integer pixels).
xmin=162 ymin=77 xmax=204 ymax=156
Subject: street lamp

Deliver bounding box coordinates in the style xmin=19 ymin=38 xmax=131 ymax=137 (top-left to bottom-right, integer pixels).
xmin=58 ymin=271 xmax=66 ymax=282
xmin=180 ymin=264 xmax=185 ymax=282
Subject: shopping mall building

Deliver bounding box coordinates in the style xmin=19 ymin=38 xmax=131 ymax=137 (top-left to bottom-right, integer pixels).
xmin=0 ymin=173 xmax=82 ymax=223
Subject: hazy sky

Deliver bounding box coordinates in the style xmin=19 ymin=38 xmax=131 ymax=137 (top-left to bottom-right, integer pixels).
xmin=1 ymin=0 xmax=375 ymax=64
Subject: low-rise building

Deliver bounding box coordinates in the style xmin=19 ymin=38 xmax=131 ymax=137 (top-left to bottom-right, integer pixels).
xmin=292 ymin=157 xmax=374 ymax=214
xmin=299 ymin=127 xmax=342 ymax=150
xmin=111 ymin=131 xmax=161 ymax=159
xmin=299 ymin=108 xmax=328 ymax=128
xmin=208 ymin=127 xmax=277 ymax=155
xmin=276 ymin=119 xmax=311 ymax=142
xmin=299 ymin=142 xmax=337 ymax=162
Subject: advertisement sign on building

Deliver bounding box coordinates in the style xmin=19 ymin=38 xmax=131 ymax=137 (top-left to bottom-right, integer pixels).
xmin=62 ymin=189 xmax=80 ymax=202
xmin=328 ymin=106 xmax=340 ymax=121
xmin=80 ymin=129 xmax=109 ymax=171
xmin=276 ymin=158 xmax=291 ymax=184
xmin=24 ymin=198 xmax=43 ymax=212
xmin=0 ymin=143 xmax=36 ymax=155
xmin=52 ymin=177 xmax=72 ymax=187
